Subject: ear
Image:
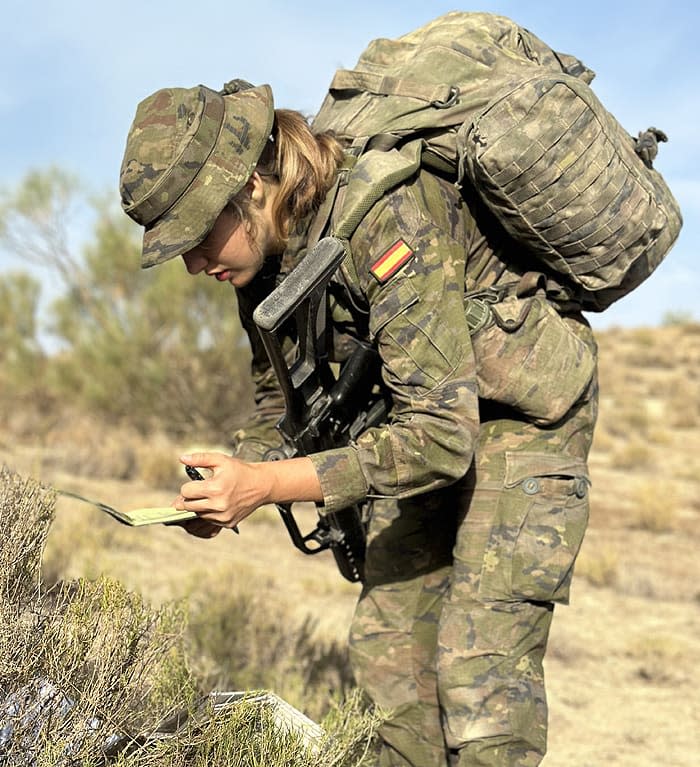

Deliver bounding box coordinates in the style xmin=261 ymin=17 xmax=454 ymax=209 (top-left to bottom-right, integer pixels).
xmin=246 ymin=171 xmax=266 ymax=203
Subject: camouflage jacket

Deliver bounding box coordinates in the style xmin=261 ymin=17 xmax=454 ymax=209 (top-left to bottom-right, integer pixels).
xmin=233 ymin=159 xmax=531 ymax=515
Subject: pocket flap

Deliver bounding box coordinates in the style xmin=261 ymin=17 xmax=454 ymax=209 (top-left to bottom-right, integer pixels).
xmin=504 ymin=451 xmax=588 ymax=488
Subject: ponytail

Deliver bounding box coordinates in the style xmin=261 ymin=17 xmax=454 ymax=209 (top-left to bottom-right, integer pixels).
xmin=260 ymin=109 xmax=344 ymax=239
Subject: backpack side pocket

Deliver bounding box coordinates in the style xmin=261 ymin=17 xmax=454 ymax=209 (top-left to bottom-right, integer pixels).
xmin=469 ymin=294 xmax=595 ymax=424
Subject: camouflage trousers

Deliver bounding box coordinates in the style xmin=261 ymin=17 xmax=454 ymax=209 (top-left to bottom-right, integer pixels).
xmin=350 ymin=383 xmax=597 ymax=767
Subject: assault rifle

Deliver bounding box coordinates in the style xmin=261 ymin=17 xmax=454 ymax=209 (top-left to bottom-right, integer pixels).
xmin=252 ymin=237 xmax=387 ymax=582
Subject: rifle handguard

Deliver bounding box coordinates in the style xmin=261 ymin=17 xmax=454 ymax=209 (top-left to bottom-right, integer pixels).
xmin=253 ymin=238 xmax=347 ymax=332
xmin=253 ymin=238 xmax=347 ymax=452
xmin=254 ymin=237 xmax=377 ymax=583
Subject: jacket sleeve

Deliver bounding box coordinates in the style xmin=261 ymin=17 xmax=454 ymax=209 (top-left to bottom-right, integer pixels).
xmin=309 ymin=173 xmax=480 ymax=513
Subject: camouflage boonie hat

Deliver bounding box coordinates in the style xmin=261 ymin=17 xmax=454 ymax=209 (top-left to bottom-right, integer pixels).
xmin=120 ymin=82 xmax=274 ymax=268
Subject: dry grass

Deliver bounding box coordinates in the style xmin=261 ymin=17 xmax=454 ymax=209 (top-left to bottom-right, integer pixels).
xmin=574 ymin=544 xmax=619 ymax=588
xmin=627 ymin=480 xmax=680 ymax=533
xmin=609 ymin=440 xmax=655 ymax=470
xmin=0 ymin=467 xmax=383 ymax=766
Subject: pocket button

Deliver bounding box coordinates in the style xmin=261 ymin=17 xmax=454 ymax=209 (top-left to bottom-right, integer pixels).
xmin=574 ymin=478 xmax=588 ymax=498
xmin=522 ymin=477 xmax=540 ymax=495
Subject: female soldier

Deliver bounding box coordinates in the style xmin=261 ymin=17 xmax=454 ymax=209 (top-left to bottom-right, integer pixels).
xmin=120 ymin=79 xmax=597 ymax=766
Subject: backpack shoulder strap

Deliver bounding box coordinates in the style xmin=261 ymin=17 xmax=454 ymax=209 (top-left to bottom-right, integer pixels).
xmin=331 ymin=140 xmax=422 ymax=241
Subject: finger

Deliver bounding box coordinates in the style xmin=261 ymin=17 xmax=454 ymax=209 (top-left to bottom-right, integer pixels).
xmin=182 ymin=499 xmax=228 ymax=517
xmin=179 ymin=452 xmax=226 ymax=470
xmin=180 ymin=518 xmax=222 ymax=538
xmin=180 ymin=480 xmax=210 ymax=501
xmin=175 ymin=501 xmax=242 ymax=532
xmin=164 ymin=515 xmax=220 ymax=536
xmin=186 ymin=504 xmax=240 ymax=528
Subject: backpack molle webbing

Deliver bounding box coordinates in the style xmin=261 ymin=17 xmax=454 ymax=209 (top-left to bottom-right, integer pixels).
xmin=462 ymin=74 xmax=682 ymax=311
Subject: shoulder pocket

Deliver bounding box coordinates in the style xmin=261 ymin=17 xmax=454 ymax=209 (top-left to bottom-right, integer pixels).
xmin=369 ymin=279 xmax=420 ymax=338
xmin=371 ymin=279 xmax=465 ymax=392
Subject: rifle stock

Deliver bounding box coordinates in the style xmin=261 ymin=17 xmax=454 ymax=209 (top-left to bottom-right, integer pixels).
xmin=253 ymin=238 xmax=386 ymax=582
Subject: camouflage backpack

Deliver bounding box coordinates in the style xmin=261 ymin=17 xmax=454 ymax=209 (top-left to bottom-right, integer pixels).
xmin=312 ymin=11 xmax=682 ymax=312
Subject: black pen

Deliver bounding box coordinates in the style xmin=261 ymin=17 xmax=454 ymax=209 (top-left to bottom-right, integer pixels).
xmin=185 ymin=465 xmax=240 ymax=534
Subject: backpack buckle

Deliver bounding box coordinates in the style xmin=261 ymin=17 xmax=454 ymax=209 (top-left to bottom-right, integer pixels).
xmin=432 ymin=86 xmax=459 ymax=109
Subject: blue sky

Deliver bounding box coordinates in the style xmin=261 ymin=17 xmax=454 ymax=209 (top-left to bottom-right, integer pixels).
xmin=1 ymin=0 xmax=697 ymax=330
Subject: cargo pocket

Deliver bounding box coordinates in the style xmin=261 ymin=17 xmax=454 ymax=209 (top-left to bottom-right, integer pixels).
xmin=479 ymin=451 xmax=590 ymax=605
xmin=469 ymin=293 xmax=595 ymax=425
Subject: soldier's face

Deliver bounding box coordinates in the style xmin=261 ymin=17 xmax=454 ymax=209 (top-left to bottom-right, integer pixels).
xmin=182 ymin=209 xmax=265 ymax=287
xmin=181 ymin=173 xmax=282 ymax=287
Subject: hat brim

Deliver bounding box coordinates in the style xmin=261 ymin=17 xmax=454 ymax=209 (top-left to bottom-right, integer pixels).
xmin=141 ymin=84 xmax=274 ymax=268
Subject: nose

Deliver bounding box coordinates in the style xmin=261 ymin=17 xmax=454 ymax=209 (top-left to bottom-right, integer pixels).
xmin=182 ymin=252 xmax=207 ymax=275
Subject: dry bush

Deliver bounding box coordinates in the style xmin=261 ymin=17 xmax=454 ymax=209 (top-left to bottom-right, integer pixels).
xmin=0 ymin=467 xmax=196 ymax=764
xmin=34 ymin=410 xmax=139 ymax=481
xmin=624 ymin=634 xmax=691 ymax=685
xmin=574 ymin=545 xmax=619 ymax=588
xmin=184 ymin=569 xmax=355 ymax=724
xmin=110 ymin=687 xmax=383 ymax=767
xmin=627 ymin=480 xmax=679 ymax=533
xmin=609 ymin=441 xmax=655 ymax=471
xmin=618 ymin=329 xmax=672 ymax=368
xmin=0 ymin=467 xmax=385 ymax=764
xmin=605 ymin=403 xmax=654 ymax=438
xmin=672 ymin=454 xmax=700 ymax=484
xmin=133 ymin=434 xmax=187 ymax=490
xmin=0 ymin=467 xmax=383 ymax=766
xmin=41 ymin=508 xmax=122 ymax=588
xmin=665 ymin=376 xmax=700 ymax=429
xmin=645 ymin=426 xmax=673 ymax=447
xmin=0 ymin=466 xmax=55 ymax=646
xmin=0 ymin=389 xmax=61 ymax=446
xmin=688 ymin=492 xmax=700 ymax=515
xmin=3 ymin=401 xmax=205 ymax=491
xmin=590 ymin=425 xmax=616 ymax=455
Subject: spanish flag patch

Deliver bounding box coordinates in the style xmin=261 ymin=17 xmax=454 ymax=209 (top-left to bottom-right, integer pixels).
xmin=369 ymin=239 xmax=414 ymax=283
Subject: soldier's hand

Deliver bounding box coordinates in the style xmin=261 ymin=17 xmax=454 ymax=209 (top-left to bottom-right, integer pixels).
xmin=175 ymin=451 xmax=268 ymax=530
xmin=167 ymin=512 xmax=223 ymax=539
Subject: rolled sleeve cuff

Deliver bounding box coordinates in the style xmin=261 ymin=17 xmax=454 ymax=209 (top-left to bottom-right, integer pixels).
xmin=308 ymin=446 xmax=369 ymax=514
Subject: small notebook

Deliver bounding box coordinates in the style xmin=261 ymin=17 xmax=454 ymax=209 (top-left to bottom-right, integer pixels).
xmin=57 ymin=490 xmax=197 ymax=527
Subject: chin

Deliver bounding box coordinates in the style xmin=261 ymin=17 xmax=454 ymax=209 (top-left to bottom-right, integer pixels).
xmin=231 ymin=273 xmax=252 ymax=288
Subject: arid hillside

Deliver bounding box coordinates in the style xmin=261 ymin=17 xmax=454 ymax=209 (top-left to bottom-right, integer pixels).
xmin=2 ymin=321 xmax=699 ymax=766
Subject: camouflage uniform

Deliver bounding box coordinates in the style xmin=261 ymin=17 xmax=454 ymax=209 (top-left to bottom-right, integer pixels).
xmin=118 ymin=22 xmax=675 ymax=762
xmin=234 ymin=165 xmax=598 ymax=766
xmin=118 ymin=75 xmax=597 ymax=766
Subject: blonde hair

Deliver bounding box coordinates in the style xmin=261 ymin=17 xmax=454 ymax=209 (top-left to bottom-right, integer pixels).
xmin=230 ymin=109 xmax=344 ymax=243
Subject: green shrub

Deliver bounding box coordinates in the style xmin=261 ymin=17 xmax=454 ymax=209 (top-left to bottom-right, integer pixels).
xmin=0 ymin=169 xmax=255 ymax=442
